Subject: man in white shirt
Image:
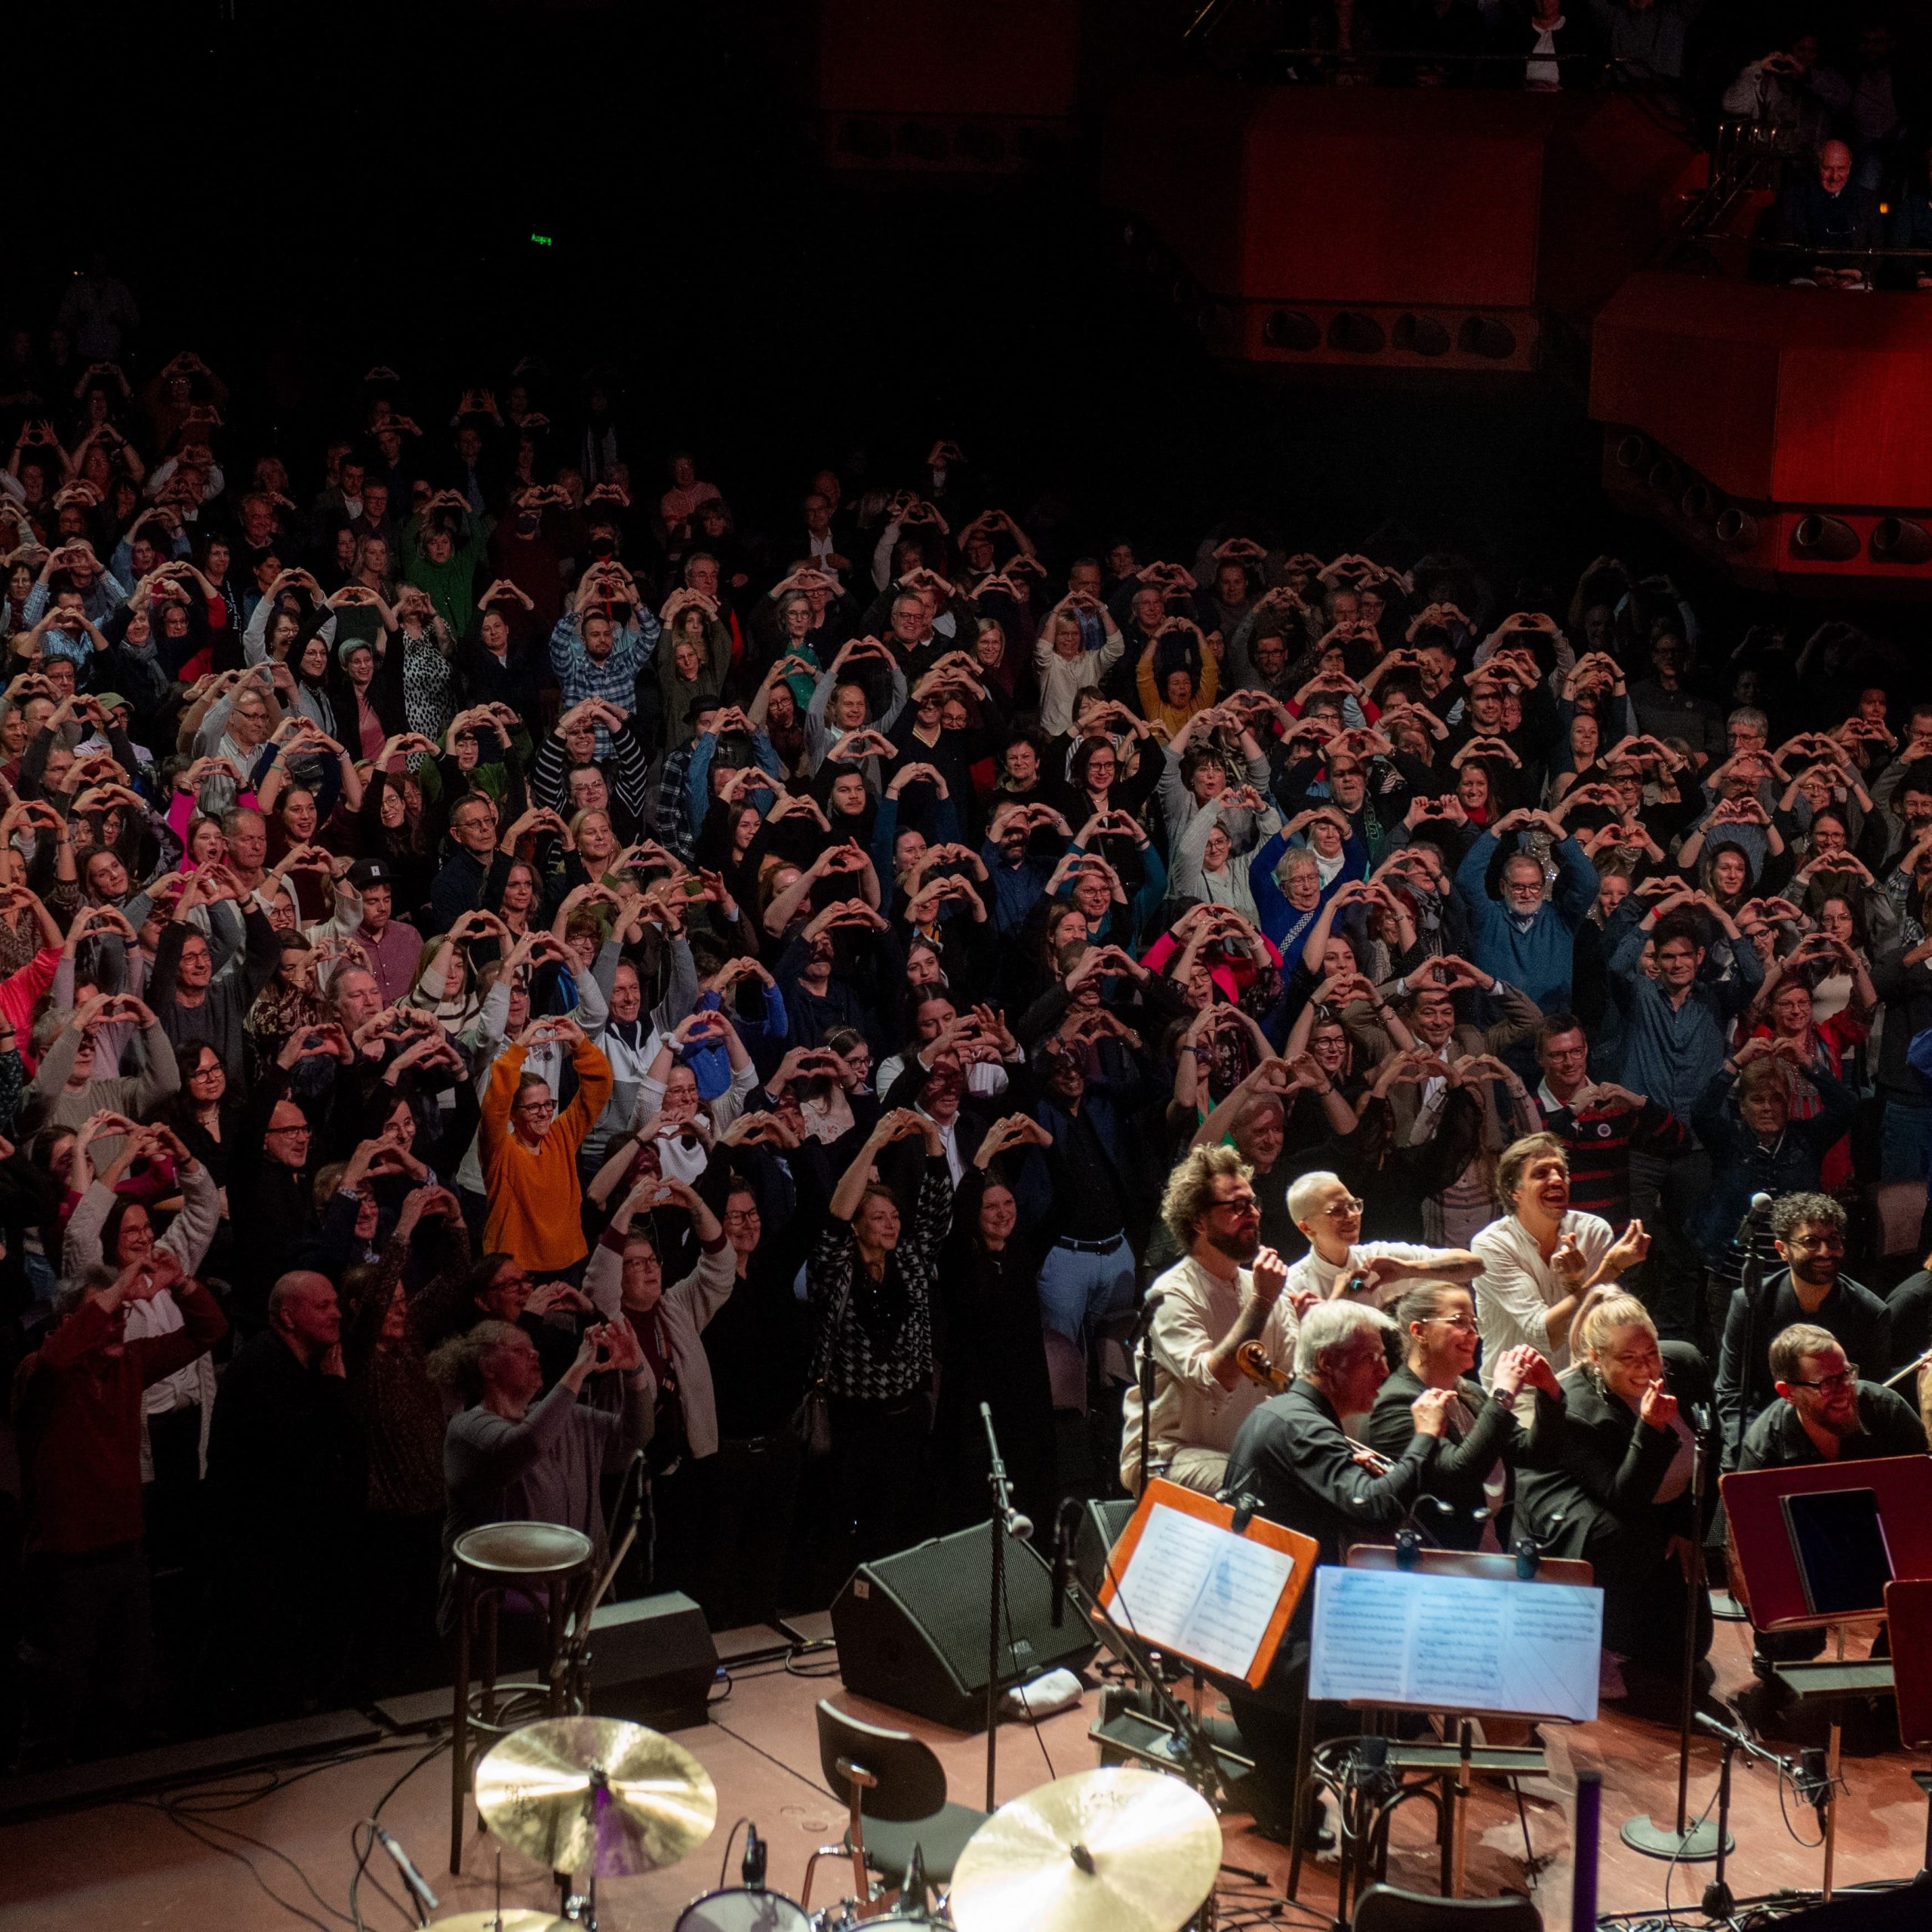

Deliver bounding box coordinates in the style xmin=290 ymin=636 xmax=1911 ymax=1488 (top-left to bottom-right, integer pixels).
xmin=1118 ymin=1145 xmax=1303 ymax=1497
xmin=1472 ymin=1132 xmax=1648 ymax=1386
xmin=1280 ymin=1171 xmax=1484 ymax=1309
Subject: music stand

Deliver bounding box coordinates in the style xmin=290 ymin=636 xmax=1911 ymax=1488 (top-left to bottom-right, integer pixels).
xmin=1883 ymin=1579 xmax=1932 ymax=1878
xmin=1299 ymin=1546 xmax=1600 ymax=1907
xmin=1097 ymin=1478 xmax=1318 ymax=1690
xmin=1721 ymin=1457 xmax=1932 ymax=1900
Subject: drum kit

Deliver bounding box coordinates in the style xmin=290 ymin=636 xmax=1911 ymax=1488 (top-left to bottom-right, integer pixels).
xmin=444 ymin=1715 xmax=1226 ymax=1932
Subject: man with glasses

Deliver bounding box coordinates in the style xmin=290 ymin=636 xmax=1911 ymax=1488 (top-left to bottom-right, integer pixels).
xmin=1715 ymin=1194 xmax=1894 ymax=1463
xmin=1737 ymin=1322 xmax=1924 ymax=1693
xmin=1118 ymin=1144 xmax=1303 ymax=1497
xmin=229 ymin=1097 xmax=321 ymax=1327
xmin=1280 ymin=1170 xmax=1483 ymax=1310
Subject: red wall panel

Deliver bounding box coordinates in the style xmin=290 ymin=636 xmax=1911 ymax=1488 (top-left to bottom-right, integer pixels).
xmin=817 ymin=0 xmax=1081 ymax=118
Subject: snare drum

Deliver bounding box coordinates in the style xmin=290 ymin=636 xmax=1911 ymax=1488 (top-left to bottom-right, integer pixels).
xmin=672 ymin=1888 xmax=813 ymax=1932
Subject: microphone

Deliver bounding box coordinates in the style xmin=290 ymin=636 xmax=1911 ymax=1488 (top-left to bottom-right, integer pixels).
xmin=1733 ymin=1190 xmax=1774 ymax=1246
xmin=1128 ymin=1291 xmax=1166 ymax=1348
xmin=741 ymin=1821 xmax=767 ymax=1889
xmin=1049 ymin=1497 xmax=1081 ymax=1628
xmin=1229 ymin=1491 xmax=1261 ymax=1534
xmin=1687 ymin=1400 xmax=1714 ymax=1438
xmin=373 ymin=1827 xmax=439 ymax=1918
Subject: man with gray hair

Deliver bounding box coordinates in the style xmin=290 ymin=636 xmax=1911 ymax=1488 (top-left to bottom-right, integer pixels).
xmin=1214 ymin=1300 xmax=1456 ymax=1834
xmin=1118 ymin=1143 xmax=1305 ymax=1498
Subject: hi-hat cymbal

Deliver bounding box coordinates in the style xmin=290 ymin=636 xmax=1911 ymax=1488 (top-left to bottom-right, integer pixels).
xmin=948 ymin=1767 xmax=1220 ymax=1932
xmin=472 ymin=1716 xmax=717 ymax=1877
xmin=429 ymin=1914 xmax=570 ymax=1931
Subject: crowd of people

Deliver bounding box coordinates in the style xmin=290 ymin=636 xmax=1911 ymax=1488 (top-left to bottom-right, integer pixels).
xmin=5 ymin=300 xmax=1932 ymax=1797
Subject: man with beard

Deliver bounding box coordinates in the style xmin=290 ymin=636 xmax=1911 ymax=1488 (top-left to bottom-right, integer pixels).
xmin=1118 ymin=1146 xmax=1308 ymax=1497
xmin=1715 ymin=1194 xmax=1894 ymax=1463
xmin=1737 ymin=1324 xmax=1924 ymax=1689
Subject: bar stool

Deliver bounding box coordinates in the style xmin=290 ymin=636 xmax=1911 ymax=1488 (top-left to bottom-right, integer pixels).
xmin=448 ymin=1521 xmax=595 ymax=1875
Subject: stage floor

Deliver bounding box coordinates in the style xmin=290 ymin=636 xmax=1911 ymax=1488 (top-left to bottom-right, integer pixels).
xmin=0 ymin=1610 xmax=1924 ymax=1930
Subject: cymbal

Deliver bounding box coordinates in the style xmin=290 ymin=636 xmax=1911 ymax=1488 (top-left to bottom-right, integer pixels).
xmin=429 ymin=1915 xmax=570 ymax=1932
xmin=948 ymin=1767 xmax=1220 ymax=1932
xmin=472 ymin=1716 xmax=717 ymax=1877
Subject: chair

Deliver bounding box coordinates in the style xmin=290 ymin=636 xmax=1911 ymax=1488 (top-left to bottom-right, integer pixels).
xmin=448 ymin=1520 xmax=595 ymax=1875
xmin=1352 ymin=1881 xmax=1543 ymax=1932
xmin=1868 ymin=1180 xmax=1924 ymax=1260
xmin=801 ymin=1699 xmax=989 ymax=1910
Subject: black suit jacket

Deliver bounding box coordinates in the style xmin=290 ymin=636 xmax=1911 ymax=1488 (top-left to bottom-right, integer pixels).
xmin=1365 ymin=1361 xmax=1564 ymax=1550
xmin=1739 ymin=1381 xmax=1927 ymax=1469
xmin=1223 ymin=1379 xmax=1442 ymax=1680
xmin=1515 ymin=1340 xmax=1715 ymax=1581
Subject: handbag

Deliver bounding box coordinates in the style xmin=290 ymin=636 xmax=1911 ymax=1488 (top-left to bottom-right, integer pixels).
xmin=789 ymin=1275 xmax=852 ymax=1463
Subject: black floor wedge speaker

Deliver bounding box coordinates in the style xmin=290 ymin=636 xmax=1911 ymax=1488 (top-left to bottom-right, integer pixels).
xmin=831 ymin=1522 xmax=1098 ymax=1731
xmin=586 ymin=1592 xmax=718 ymax=1732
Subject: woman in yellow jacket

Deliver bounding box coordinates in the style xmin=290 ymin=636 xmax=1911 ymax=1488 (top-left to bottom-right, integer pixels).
xmin=478 ymin=1017 xmax=614 ymax=1276
xmin=1136 ymin=617 xmax=1220 ymax=739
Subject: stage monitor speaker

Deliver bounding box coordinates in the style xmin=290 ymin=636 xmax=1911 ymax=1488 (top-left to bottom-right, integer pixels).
xmin=587 ymin=1592 xmax=718 ymax=1732
xmin=832 ymin=1522 xmax=1098 ymax=1731
xmin=1075 ymin=1497 xmax=1137 ymax=1598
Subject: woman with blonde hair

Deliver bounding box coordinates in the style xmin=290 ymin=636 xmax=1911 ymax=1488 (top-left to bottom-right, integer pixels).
xmin=1516 ymin=1291 xmax=1714 ymax=1697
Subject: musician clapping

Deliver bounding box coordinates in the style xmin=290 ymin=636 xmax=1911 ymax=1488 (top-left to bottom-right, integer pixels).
xmin=1119 ymin=1146 xmax=1309 ymax=1497
xmin=1366 ymin=1282 xmax=1565 ymax=1552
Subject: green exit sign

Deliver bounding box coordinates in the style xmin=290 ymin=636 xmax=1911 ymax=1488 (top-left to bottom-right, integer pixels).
xmin=531 ymin=232 xmax=554 ymax=247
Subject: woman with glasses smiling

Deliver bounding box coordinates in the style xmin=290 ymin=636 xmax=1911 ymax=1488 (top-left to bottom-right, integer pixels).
xmin=1516 ymin=1292 xmax=1715 ymax=1703
xmin=1367 ymin=1281 xmax=1565 ymax=1550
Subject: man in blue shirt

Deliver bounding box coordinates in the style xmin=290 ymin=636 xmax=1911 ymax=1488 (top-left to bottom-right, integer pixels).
xmin=1454 ymin=807 xmax=1598 ymax=1012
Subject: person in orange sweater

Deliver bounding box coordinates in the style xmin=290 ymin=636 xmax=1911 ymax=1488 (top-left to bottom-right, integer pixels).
xmin=478 ymin=1017 xmax=613 ymax=1276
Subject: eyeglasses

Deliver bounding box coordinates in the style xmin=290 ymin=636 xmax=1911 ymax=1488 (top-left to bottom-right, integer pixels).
xmin=515 ymin=1099 xmax=558 ymax=1117
xmin=1425 ymin=1314 xmax=1478 ymax=1334
xmin=1786 ymin=1233 xmax=1844 ymax=1253
xmin=1319 ymin=1198 xmax=1364 ymax=1220
xmin=1789 ymin=1364 xmax=1857 ymax=1395
xmin=724 ymin=1208 xmax=761 ymax=1225
xmin=266 ymin=1121 xmax=310 ymax=1138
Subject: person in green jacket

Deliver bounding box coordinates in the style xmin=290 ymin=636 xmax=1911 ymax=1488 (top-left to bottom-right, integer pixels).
xmin=401 ymin=489 xmax=491 ymax=639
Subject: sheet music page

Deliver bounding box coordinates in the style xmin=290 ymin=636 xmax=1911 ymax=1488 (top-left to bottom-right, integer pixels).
xmin=1111 ymin=1503 xmax=1297 ymax=1678
xmin=1309 ymin=1567 xmax=1602 ymax=1720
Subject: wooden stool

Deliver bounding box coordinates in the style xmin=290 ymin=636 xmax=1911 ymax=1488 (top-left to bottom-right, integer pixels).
xmin=448 ymin=1521 xmax=594 ymax=1875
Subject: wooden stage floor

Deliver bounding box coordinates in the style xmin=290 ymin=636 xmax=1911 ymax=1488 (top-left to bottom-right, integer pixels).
xmin=0 ymin=1608 xmax=1924 ymax=1931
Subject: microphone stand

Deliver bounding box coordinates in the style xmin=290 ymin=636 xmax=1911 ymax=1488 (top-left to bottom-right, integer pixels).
xmin=1620 ymin=1410 xmax=1727 ymax=1863
xmin=1730 ymin=1201 xmax=1770 ymax=1473
xmin=1132 ymin=1293 xmax=1164 ymax=1497
xmin=980 ymin=1403 xmax=1029 ymax=1812
xmin=1067 ymin=1565 xmax=1229 ymax=1805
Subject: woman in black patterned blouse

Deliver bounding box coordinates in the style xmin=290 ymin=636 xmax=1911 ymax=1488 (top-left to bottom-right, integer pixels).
xmin=808 ymin=1106 xmax=952 ymax=1561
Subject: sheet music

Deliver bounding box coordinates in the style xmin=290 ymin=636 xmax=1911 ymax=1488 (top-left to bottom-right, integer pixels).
xmin=1309 ymin=1567 xmax=1603 ymax=1721
xmin=1111 ymin=1503 xmax=1298 ymax=1678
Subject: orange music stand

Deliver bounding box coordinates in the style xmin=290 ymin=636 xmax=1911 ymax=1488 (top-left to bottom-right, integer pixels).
xmin=1097 ymin=1476 xmax=1318 ymax=1690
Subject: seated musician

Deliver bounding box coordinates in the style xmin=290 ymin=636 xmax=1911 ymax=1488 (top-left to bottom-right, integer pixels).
xmin=1279 ymin=1171 xmax=1484 ymax=1309
xmin=1365 ymin=1281 xmax=1565 ymax=1551
xmin=1118 ymin=1145 xmax=1306 ymax=1497
xmin=1215 ymin=1301 xmax=1456 ymax=1833
xmin=1515 ymin=1292 xmax=1715 ymax=1703
xmin=1737 ymin=1322 xmax=1926 ymax=1688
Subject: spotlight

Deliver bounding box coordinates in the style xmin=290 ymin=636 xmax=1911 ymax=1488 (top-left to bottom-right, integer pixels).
xmin=1391 ymin=313 xmax=1450 ymax=356
xmin=1614 ymin=434 xmax=1651 ymax=471
xmin=1869 ymin=517 xmax=1932 ymax=565
xmin=1457 ymin=317 xmax=1517 ymax=359
xmin=1263 ymin=309 xmax=1320 ymax=351
xmin=1791 ymin=515 xmax=1860 ymax=562
xmin=1680 ymin=483 xmax=1715 ymax=521
xmin=1714 ymin=508 xmax=1758 ymax=549
xmin=1646 ymin=460 xmax=1681 ymax=498
xmin=1327 ymin=311 xmax=1386 ymax=354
